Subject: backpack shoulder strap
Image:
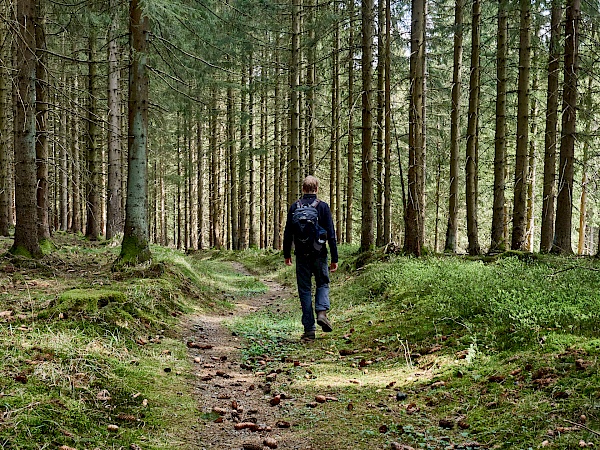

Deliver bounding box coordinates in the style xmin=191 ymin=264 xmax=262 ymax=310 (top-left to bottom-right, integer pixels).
xmin=295 ymin=200 xmax=303 ymax=209
xmin=310 ymin=199 xmax=320 ymax=208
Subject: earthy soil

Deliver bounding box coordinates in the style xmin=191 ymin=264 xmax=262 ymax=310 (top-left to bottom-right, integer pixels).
xmin=184 ymin=263 xmax=314 ymax=450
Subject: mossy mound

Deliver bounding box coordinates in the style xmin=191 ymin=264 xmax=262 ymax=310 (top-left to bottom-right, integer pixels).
xmin=40 ymin=289 xmax=126 ymax=320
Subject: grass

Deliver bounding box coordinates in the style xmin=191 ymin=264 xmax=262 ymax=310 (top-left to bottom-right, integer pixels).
xmin=229 ymin=246 xmax=600 ymax=449
xmin=0 ymin=234 xmax=264 ymax=450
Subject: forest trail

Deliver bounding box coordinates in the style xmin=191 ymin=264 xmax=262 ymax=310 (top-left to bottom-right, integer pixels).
xmin=184 ymin=262 xmax=313 ymax=450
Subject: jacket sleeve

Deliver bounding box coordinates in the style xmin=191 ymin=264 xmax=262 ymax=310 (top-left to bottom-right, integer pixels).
xmin=283 ymin=204 xmax=295 ymax=259
xmin=322 ymin=203 xmax=339 ymax=264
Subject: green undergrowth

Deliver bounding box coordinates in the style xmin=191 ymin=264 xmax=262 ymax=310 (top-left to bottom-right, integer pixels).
xmin=0 ymin=235 xmax=263 ymax=450
xmin=230 ymin=246 xmax=600 ymax=449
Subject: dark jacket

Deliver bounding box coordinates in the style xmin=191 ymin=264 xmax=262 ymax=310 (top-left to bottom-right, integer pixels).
xmin=283 ymin=194 xmax=339 ymax=263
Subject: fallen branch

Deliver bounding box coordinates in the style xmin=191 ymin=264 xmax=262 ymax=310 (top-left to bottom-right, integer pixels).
xmin=563 ymin=418 xmax=600 ymax=437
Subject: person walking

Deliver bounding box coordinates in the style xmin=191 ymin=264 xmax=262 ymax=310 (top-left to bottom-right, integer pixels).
xmin=283 ymin=175 xmax=338 ymax=342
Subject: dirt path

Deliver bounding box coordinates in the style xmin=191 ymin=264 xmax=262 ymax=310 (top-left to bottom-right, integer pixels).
xmin=184 ymin=264 xmax=312 ymax=450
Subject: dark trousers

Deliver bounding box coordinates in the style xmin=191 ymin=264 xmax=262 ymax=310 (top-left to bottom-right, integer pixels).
xmin=296 ymin=255 xmax=330 ymax=332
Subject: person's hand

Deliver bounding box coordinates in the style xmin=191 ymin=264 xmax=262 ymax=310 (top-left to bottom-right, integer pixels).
xmin=330 ymin=262 xmax=338 ymax=273
xmin=285 ymin=258 xmax=293 ymax=266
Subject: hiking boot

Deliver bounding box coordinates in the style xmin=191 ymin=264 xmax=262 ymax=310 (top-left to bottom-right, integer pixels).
xmin=316 ymin=311 xmax=332 ymax=332
xmin=301 ymin=330 xmax=316 ymax=342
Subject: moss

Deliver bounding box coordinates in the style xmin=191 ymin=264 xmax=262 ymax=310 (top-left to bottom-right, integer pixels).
xmin=39 ymin=238 xmax=56 ymax=255
xmin=39 ymin=288 xmax=126 ymax=319
xmin=113 ymin=235 xmax=152 ymax=270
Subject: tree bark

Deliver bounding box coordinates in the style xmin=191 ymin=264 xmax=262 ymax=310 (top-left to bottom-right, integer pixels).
xmin=86 ymin=32 xmax=100 ymax=240
xmin=227 ymin=78 xmax=238 ymax=249
xmin=106 ymin=5 xmax=123 ymax=240
xmin=345 ymin=0 xmax=355 ymax=244
xmin=0 ymin=23 xmax=10 ymax=237
xmin=511 ymin=0 xmax=531 ymax=251
xmin=553 ymin=0 xmax=580 ymax=255
xmin=490 ymin=0 xmax=507 ymax=253
xmin=465 ymin=0 xmax=481 ymax=256
xmin=360 ymin=0 xmax=375 ymax=252
xmin=445 ymin=0 xmax=463 ymax=253
xmin=404 ymin=0 xmax=426 ymax=256
xmin=526 ymin=69 xmax=539 ymax=251
xmin=376 ymin=0 xmax=384 ymax=247
xmin=117 ymin=0 xmax=151 ymax=265
xmin=540 ymin=0 xmax=562 ymax=253
xmin=10 ymin=0 xmax=41 ymax=258
xmin=289 ymin=0 xmax=301 ymax=203
xmin=35 ymin=6 xmax=50 ymax=242
xmin=197 ymin=116 xmax=204 ymax=249
xmin=383 ymin=0 xmax=391 ymax=245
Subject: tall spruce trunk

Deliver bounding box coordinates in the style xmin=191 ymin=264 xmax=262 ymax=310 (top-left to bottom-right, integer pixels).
xmin=526 ymin=69 xmax=539 ymax=251
xmin=273 ymin=45 xmax=282 ymax=249
xmin=196 ymin=117 xmax=204 ymax=249
xmin=404 ymin=0 xmax=426 ymax=256
xmin=445 ymin=0 xmax=463 ymax=253
xmin=0 ymin=26 xmax=10 ymax=237
xmin=553 ymin=0 xmax=580 ymax=255
xmin=330 ymin=8 xmax=340 ymax=227
xmin=490 ymin=0 xmax=507 ymax=253
xmin=117 ymin=0 xmax=151 ymax=265
xmin=289 ymin=0 xmax=301 ymax=202
xmin=70 ymin=73 xmax=82 ymax=234
xmin=86 ymin=32 xmax=100 ymax=240
xmin=35 ymin=7 xmax=50 ymax=242
xmin=360 ymin=0 xmax=375 ymax=252
xmin=376 ymin=0 xmax=384 ymax=247
xmin=227 ymin=80 xmax=238 ymax=249
xmin=345 ymin=0 xmax=355 ymax=244
xmin=465 ymin=0 xmax=481 ymax=255
xmin=11 ymin=0 xmax=41 ymax=258
xmin=239 ymin=70 xmax=248 ymax=249
xmin=106 ymin=6 xmax=123 ymax=240
xmin=383 ymin=0 xmax=391 ymax=245
xmin=511 ymin=0 xmax=531 ymax=251
xmin=540 ymin=0 xmax=562 ymax=252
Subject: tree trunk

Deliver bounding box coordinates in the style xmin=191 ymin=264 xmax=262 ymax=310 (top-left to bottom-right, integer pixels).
xmin=117 ymin=0 xmax=151 ymax=265
xmin=0 ymin=25 xmax=10 ymax=237
xmin=227 ymin=79 xmax=238 ymax=250
xmin=578 ymin=75 xmax=593 ymax=255
xmin=330 ymin=6 xmax=340 ymax=229
xmin=526 ymin=69 xmax=539 ymax=251
xmin=35 ymin=6 xmax=51 ymax=242
xmin=248 ymin=61 xmax=257 ymax=248
xmin=360 ymin=0 xmax=375 ymax=252
xmin=553 ymin=0 xmax=580 ymax=255
xmin=289 ymin=0 xmax=301 ymax=203
xmin=465 ymin=0 xmax=481 ymax=256
xmin=511 ymin=0 xmax=531 ymax=251
xmin=404 ymin=0 xmax=426 ymax=256
xmin=86 ymin=32 xmax=100 ymax=240
xmin=345 ymin=0 xmax=355 ymax=244
xmin=376 ymin=0 xmax=384 ymax=247
xmin=59 ymin=72 xmax=68 ymax=231
xmin=273 ymin=44 xmax=282 ymax=249
xmin=490 ymin=0 xmax=507 ymax=253
xmin=239 ymin=70 xmax=248 ymax=249
xmin=210 ymin=89 xmax=223 ymax=249
xmin=383 ymin=0 xmax=391 ymax=245
xmin=307 ymin=0 xmax=316 ymax=175
xmin=540 ymin=0 xmax=562 ymax=253
xmin=106 ymin=5 xmax=123 ymax=240
xmin=70 ymin=73 xmax=82 ymax=234
xmin=10 ymin=0 xmax=41 ymax=258
xmin=444 ymin=0 xmax=463 ymax=253
xmin=197 ymin=116 xmax=204 ymax=249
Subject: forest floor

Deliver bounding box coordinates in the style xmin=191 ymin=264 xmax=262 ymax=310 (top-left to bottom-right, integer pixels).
xmin=1 ymin=235 xmax=600 ymax=449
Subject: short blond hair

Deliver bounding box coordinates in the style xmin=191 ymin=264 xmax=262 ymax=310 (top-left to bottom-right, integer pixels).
xmin=302 ymin=175 xmax=319 ymax=193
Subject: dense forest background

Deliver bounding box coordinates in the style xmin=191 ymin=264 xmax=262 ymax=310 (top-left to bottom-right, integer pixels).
xmin=1 ymin=0 xmax=599 ymax=260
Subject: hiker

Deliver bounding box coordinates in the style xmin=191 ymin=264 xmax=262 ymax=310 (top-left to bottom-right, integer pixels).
xmin=283 ymin=175 xmax=339 ymax=342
